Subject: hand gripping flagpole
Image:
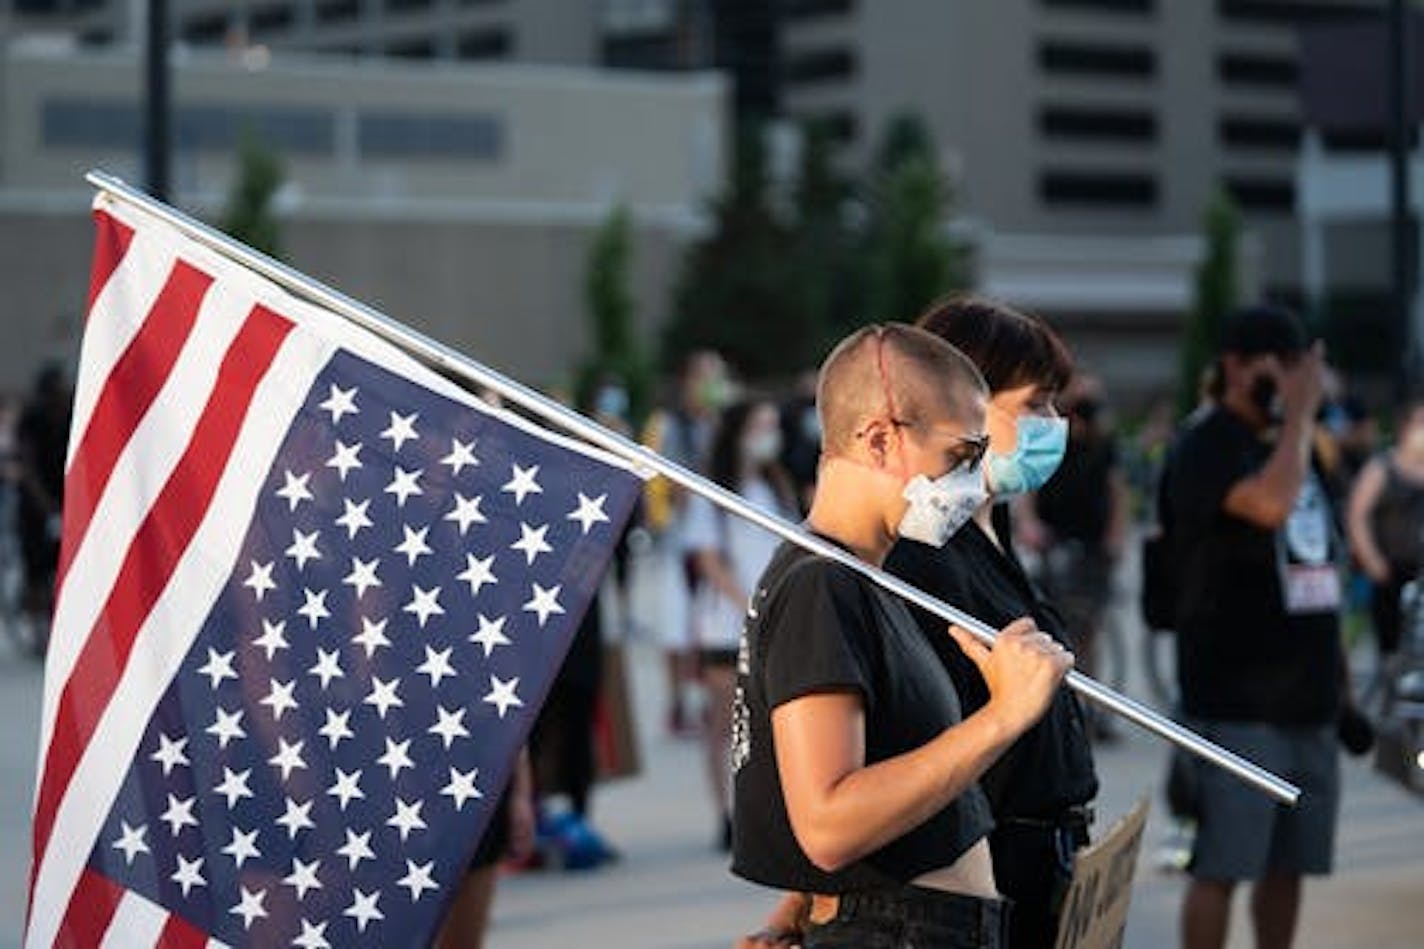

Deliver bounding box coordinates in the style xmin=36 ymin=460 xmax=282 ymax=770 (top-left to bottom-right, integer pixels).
xmin=85 ymin=170 xmax=1300 ymax=807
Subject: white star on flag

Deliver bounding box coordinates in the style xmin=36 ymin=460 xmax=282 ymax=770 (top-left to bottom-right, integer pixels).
xmin=259 ymin=678 xmax=300 ymax=721
xmin=318 ymin=383 xmax=359 ymax=423
xmin=510 ymin=522 xmax=553 ymax=565
xmin=444 ymin=493 xmax=487 ymax=535
xmin=293 ymin=919 xmax=331 ymax=949
xmin=277 ymin=797 xmax=315 ymax=839
xmin=344 ymin=889 xmax=385 ymax=933
xmin=440 ymin=437 xmax=479 ymax=474
xmin=242 ymin=559 xmax=276 ymax=601
xmin=482 ymin=675 xmax=523 ymax=719
xmin=380 ymin=411 xmax=420 ymax=452
xmin=197 ymin=648 xmax=238 ymax=689
xmin=385 ymin=466 xmax=423 ymax=507
xmin=353 ymin=616 xmax=391 ymax=656
xmin=337 ymin=829 xmax=376 ymax=870
xmin=214 ymin=766 xmax=254 ymax=809
xmin=457 ymin=553 xmax=498 ymax=598
xmin=343 ymin=556 xmax=382 ymax=599
xmin=429 ymin=705 xmax=470 ymax=749
xmin=327 ymin=768 xmax=365 ymax=811
xmin=387 ymin=798 xmax=428 ymax=842
xmin=159 ymin=793 xmax=198 ymax=836
xmin=230 ymin=886 xmax=268 ymax=930
xmin=365 ymin=676 xmax=404 ymax=719
xmin=253 ymin=618 xmax=290 ymax=660
xmin=469 ymin=614 xmax=510 ymax=657
xmin=112 ymin=821 xmax=149 ymax=865
xmin=221 ymin=827 xmax=262 ymax=870
xmin=417 ymin=646 xmax=458 ymax=687
xmin=524 ymin=583 xmax=565 ymax=626
xmin=276 ymin=470 xmax=314 ymax=511
xmin=336 ymin=497 xmax=374 ymax=538
xmin=297 ymin=588 xmax=331 ymax=629
xmin=325 ymin=440 xmax=363 ymax=481
xmin=567 ymin=492 xmax=611 ymax=534
xmin=395 ymin=524 xmax=433 ymax=567
xmin=377 ymin=737 xmax=415 ymax=780
xmin=441 ymin=767 xmax=483 ymax=811
xmin=285 ymin=528 xmax=322 ymax=571
xmin=149 ymin=733 xmax=189 ymax=775
xmin=269 ymin=738 xmax=308 ymax=781
xmin=308 ymin=647 xmax=345 ymax=689
xmin=501 ymin=463 xmax=543 ymax=504
xmin=171 ymin=855 xmax=206 ymax=897
xmin=398 ymin=860 xmax=440 ymax=902
xmin=284 ymin=857 xmax=323 ymax=901
xmin=206 ymin=707 xmax=246 ymax=749
xmin=403 ymin=584 xmax=445 ymax=628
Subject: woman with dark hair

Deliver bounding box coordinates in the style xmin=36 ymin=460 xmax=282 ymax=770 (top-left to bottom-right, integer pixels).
xmin=890 ymin=294 xmax=1098 ymax=949
xmin=685 ymin=397 xmax=798 ymax=850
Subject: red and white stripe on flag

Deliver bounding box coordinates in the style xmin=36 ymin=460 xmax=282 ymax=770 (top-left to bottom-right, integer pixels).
xmin=27 ymin=194 xmax=635 ymax=947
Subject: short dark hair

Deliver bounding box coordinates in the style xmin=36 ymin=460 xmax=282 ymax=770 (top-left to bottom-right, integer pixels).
xmin=1219 ymin=304 xmax=1306 ymax=358
xmin=913 ymin=294 xmax=1073 ymax=396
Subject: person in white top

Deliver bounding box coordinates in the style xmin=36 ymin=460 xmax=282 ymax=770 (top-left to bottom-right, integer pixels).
xmin=684 ymin=397 xmax=799 ymax=851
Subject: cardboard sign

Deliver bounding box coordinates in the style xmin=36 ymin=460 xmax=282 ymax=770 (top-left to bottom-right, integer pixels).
xmin=1054 ymin=798 xmax=1151 ymax=949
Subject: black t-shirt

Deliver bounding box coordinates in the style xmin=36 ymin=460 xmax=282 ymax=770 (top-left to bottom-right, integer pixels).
xmin=1167 ymin=406 xmax=1342 ymax=725
xmin=730 ymin=541 xmax=994 ymax=893
xmin=1035 ymin=436 xmax=1117 ymax=550
xmin=885 ymin=521 xmax=1099 ymax=821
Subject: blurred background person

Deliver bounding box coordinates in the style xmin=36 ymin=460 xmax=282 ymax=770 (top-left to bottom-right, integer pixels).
xmin=639 ymin=349 xmax=733 ymax=737
xmin=1025 ymin=372 xmax=1131 ymax=740
xmin=683 ymin=397 xmax=798 ymax=852
xmin=1346 ymin=392 xmax=1424 ymax=701
xmin=14 ymin=362 xmax=71 ymax=657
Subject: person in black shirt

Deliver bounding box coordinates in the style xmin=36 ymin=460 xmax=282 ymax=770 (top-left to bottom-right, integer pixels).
xmin=731 ymin=324 xmax=1073 ymax=949
xmin=889 ymin=295 xmax=1099 ymax=949
xmin=1165 ymin=306 xmax=1343 ymax=949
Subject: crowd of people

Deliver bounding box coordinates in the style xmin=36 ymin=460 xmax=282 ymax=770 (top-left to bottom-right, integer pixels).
xmin=6 ymin=296 xmax=1415 ymax=948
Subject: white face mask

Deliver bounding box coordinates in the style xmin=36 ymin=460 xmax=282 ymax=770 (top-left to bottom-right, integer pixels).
xmin=743 ymin=429 xmax=783 ymax=465
xmin=897 ymin=462 xmax=988 ymax=547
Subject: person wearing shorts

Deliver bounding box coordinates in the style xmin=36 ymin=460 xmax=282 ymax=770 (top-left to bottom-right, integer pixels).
xmin=1165 ymin=306 xmax=1344 ymax=949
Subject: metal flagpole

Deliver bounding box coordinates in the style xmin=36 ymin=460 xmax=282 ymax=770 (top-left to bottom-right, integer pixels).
xmin=85 ymin=170 xmax=1300 ymax=806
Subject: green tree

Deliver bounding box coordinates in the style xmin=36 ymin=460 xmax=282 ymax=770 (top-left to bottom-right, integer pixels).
xmin=220 ymin=129 xmax=284 ymax=259
xmin=664 ymin=123 xmax=819 ymax=379
xmin=578 ymin=204 xmax=653 ymax=426
xmin=861 ymin=112 xmax=971 ymax=324
xmin=792 ymin=119 xmax=860 ymax=355
xmin=1178 ymin=190 xmax=1242 ymax=416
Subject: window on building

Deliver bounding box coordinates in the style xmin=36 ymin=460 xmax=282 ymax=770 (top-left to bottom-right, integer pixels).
xmin=1040 ymin=106 xmax=1157 ymax=142
xmin=42 ymin=99 xmax=336 ymax=156
xmin=1039 ymin=41 xmax=1156 ymax=78
xmin=387 ymin=0 xmax=434 ymax=13
xmin=1218 ymin=52 xmax=1298 ymax=87
xmin=316 ymin=0 xmax=361 ymax=24
xmin=1224 ymin=176 xmax=1295 ymax=211
xmin=784 ymin=47 xmax=856 ymax=86
xmin=182 ymin=12 xmax=231 ymax=44
xmin=1040 ymin=0 xmax=1155 ymax=12
xmin=386 ymin=36 xmax=438 ymax=58
xmin=250 ymin=5 xmax=295 ymax=36
xmin=1220 ymin=116 xmax=1301 ymax=150
xmin=785 ymin=0 xmax=856 ymax=20
xmin=358 ymin=111 xmax=504 ymax=160
xmin=457 ymin=28 xmax=513 ymax=59
xmin=1216 ymin=1 xmax=1367 ymax=24
xmin=1040 ymin=170 xmax=1158 ymax=207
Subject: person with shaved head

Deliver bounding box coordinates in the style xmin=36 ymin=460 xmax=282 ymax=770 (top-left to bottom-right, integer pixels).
xmin=730 ymin=324 xmax=1074 ymax=948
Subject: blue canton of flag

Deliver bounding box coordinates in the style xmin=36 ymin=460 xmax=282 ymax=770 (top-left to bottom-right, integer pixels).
xmin=74 ymin=335 xmax=639 ymax=941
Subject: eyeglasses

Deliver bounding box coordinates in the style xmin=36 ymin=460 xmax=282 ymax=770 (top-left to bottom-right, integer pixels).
xmin=858 ymin=418 xmax=991 ymax=471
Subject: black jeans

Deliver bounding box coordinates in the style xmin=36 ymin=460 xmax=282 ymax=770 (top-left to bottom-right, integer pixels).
xmin=990 ymin=816 xmax=1091 ymax=949
xmin=802 ymin=887 xmax=1010 ymax=949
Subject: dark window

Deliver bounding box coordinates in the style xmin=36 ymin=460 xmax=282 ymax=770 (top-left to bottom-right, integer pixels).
xmin=1217 ymin=1 xmax=1366 ymax=24
xmin=1224 ymin=176 xmax=1295 ymax=211
xmin=1040 ymin=0 xmax=1154 ymax=11
xmin=457 ymin=28 xmax=512 ymax=59
xmin=181 ymin=12 xmax=230 ymax=44
xmin=316 ymin=0 xmax=360 ymax=24
xmin=42 ymin=99 xmax=336 ymax=155
xmin=785 ymin=0 xmax=855 ymax=19
xmin=359 ymin=111 xmax=504 ymax=160
xmin=604 ymin=34 xmax=683 ymax=70
xmin=1039 ymin=41 xmax=1155 ymax=78
xmin=78 ymin=27 xmax=113 ymax=46
xmin=1220 ymin=116 xmax=1300 ymax=149
xmin=1040 ymin=106 xmax=1157 ymax=142
xmin=387 ymin=0 xmax=433 ymax=12
xmin=250 ymin=5 xmax=294 ymax=35
xmin=1040 ymin=170 xmax=1158 ymax=207
xmin=784 ymin=48 xmax=856 ymax=85
xmin=1218 ymin=52 xmax=1298 ymax=87
xmin=1322 ymin=128 xmax=1395 ymax=152
xmin=386 ymin=36 xmax=437 ymax=58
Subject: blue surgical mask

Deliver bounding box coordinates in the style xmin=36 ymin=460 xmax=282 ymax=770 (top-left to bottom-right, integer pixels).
xmin=986 ymin=415 xmax=1067 ymax=497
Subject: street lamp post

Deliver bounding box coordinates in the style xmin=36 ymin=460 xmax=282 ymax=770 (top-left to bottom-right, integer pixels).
xmin=143 ymin=0 xmax=170 ymax=202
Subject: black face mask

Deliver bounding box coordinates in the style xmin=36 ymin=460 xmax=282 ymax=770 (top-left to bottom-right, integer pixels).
xmin=1249 ymin=373 xmax=1278 ymax=418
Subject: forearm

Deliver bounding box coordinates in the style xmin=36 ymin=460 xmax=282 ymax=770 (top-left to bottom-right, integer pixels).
xmin=780 ymin=707 xmax=1015 ymax=872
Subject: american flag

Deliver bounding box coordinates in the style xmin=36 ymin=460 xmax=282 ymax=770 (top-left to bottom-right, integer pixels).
xmin=27 ymin=194 xmax=641 ymax=947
